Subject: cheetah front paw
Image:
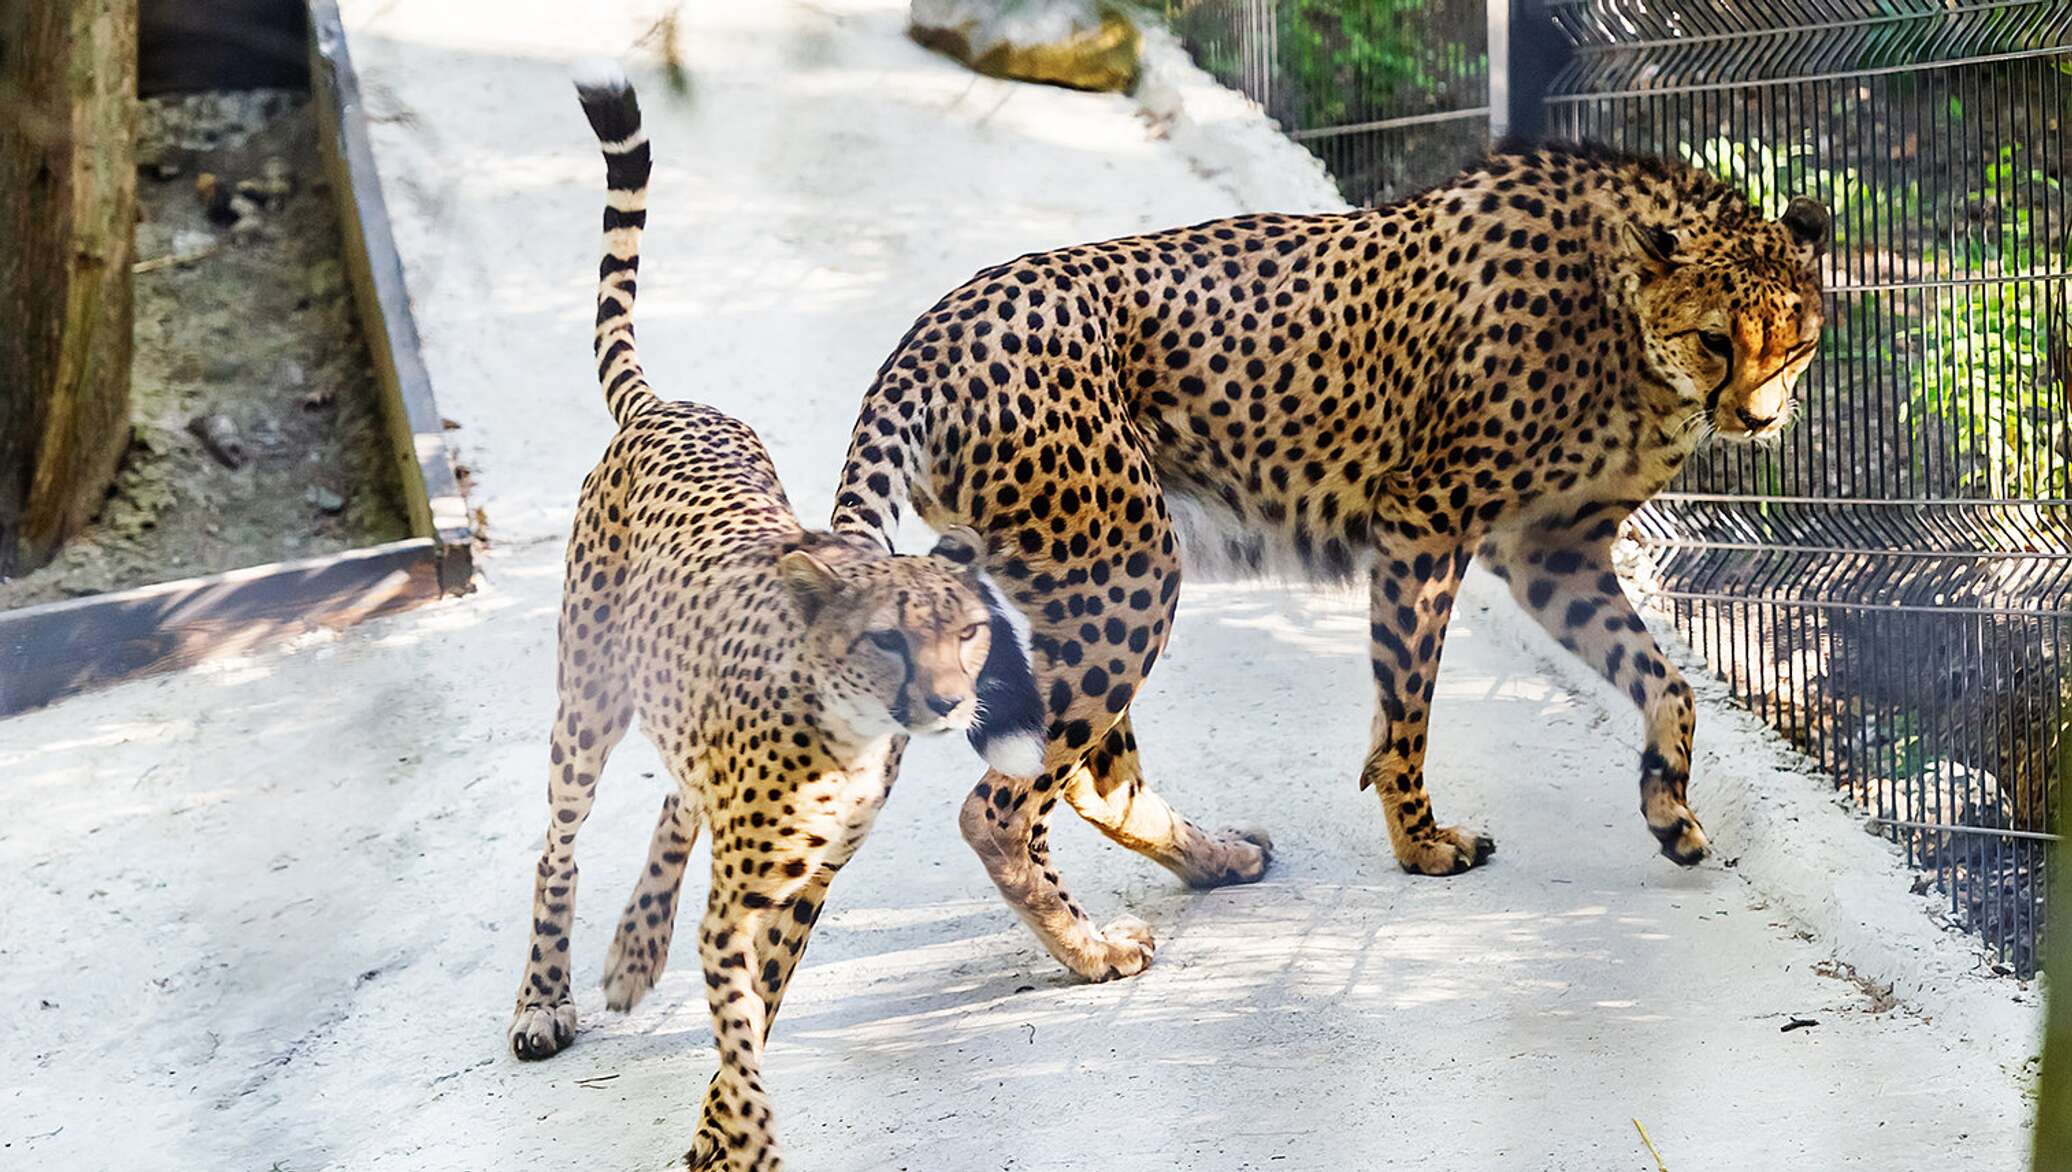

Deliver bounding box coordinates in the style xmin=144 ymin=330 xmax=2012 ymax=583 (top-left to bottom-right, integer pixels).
xmin=1647 ymin=804 xmax=1709 ymax=866
xmin=1395 ymin=825 xmax=1496 ymax=876
xmin=685 ymin=1126 xmax=723 ymax=1170
xmin=508 ymin=1000 xmax=578 ymax=1060
xmin=687 ymin=1123 xmax=781 ymax=1171
xmin=1178 ymin=826 xmax=1276 ymax=890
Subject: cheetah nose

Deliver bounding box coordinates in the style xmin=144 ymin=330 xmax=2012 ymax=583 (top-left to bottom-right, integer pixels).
xmin=1735 ymin=406 xmax=1775 ymax=431
xmin=924 ymin=693 xmax=961 ymax=717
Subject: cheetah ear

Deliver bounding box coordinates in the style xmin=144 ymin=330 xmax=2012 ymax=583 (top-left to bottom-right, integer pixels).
xmin=1627 ymin=221 xmax=1681 ymax=267
xmin=778 ymin=550 xmax=843 ymax=622
xmin=1781 ymin=195 xmax=1830 ymax=261
xmin=928 ymin=525 xmax=986 ymax=567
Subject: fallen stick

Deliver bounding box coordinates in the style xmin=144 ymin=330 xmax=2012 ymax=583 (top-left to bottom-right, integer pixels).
xmin=1633 ymin=1118 xmax=1669 ymax=1171
xmin=132 ymin=246 xmax=218 ymax=274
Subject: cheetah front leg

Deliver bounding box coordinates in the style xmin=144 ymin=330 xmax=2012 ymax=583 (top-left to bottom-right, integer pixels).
xmin=686 ymin=755 xmax=897 ymax=1170
xmin=1481 ymin=528 xmax=1707 ymax=863
xmin=1364 ymin=541 xmax=1496 ymax=875
xmin=686 ymin=882 xmax=783 ymax=1172
xmin=509 ymin=695 xmax=630 ymax=1059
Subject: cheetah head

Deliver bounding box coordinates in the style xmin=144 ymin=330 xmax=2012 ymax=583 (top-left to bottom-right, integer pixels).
xmin=780 ymin=527 xmax=1047 ymax=777
xmin=1623 ymin=195 xmax=1828 ymax=442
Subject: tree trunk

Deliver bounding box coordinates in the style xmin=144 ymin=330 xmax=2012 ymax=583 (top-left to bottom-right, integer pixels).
xmin=0 ymin=0 xmax=138 ymax=578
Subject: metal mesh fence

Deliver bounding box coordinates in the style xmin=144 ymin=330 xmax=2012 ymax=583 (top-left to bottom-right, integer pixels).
xmin=1165 ymin=0 xmax=2071 ymax=973
xmin=1545 ymin=0 xmax=2069 ymax=977
xmin=1164 ymin=0 xmax=1493 ymax=203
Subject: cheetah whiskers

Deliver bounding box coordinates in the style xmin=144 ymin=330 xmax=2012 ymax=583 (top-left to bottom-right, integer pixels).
xmin=1672 ymin=406 xmax=1713 ymax=443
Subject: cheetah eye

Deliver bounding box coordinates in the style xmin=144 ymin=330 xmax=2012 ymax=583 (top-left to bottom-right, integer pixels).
xmin=864 ymin=630 xmax=905 ymax=654
xmin=959 ymin=624 xmax=984 ymax=642
xmin=1697 ymin=331 xmax=1732 ymax=358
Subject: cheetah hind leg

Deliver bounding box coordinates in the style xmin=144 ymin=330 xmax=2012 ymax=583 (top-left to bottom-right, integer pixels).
xmin=603 ymin=788 xmax=705 ymax=1013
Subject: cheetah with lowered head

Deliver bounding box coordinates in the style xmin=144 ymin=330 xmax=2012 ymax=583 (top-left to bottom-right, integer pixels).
xmin=507 ymin=70 xmax=1045 ymax=1170
xmin=830 ymin=142 xmax=1827 ymax=980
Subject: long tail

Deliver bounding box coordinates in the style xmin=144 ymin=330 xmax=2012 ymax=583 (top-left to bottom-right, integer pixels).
xmin=574 ymin=65 xmax=658 ymax=426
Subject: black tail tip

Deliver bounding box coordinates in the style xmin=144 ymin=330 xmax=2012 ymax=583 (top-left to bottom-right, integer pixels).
xmin=573 ymin=60 xmax=641 ymax=142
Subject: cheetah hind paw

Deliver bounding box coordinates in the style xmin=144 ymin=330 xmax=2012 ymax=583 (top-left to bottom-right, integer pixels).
xmin=1396 ymin=825 xmax=1496 ymax=876
xmin=1180 ymin=826 xmax=1276 ymax=890
xmin=1087 ymin=914 xmax=1157 ymax=981
xmin=601 ymin=924 xmax=670 ymax=1013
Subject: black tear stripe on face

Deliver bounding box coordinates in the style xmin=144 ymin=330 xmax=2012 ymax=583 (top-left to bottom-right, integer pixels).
xmin=1662 ymin=327 xmax=1738 ymax=413
xmin=864 ymin=630 xmax=917 ymax=725
xmin=1715 ymin=337 xmax=1822 ymax=420
xmin=1703 ymin=341 xmax=1736 ymax=414
xmin=965 ymin=577 xmax=1045 ymax=758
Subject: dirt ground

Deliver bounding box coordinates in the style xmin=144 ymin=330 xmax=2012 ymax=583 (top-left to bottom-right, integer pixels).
xmin=0 ymin=90 xmax=410 ymax=610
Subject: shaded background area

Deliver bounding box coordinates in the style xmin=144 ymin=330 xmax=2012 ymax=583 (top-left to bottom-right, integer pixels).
xmin=139 ymin=0 xmax=306 ymax=94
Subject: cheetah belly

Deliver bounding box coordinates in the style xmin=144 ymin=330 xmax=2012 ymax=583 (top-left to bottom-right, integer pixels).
xmin=1136 ymin=385 xmax=1387 ymax=589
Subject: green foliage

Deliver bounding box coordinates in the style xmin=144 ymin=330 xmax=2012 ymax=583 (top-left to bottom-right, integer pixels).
xmin=1275 ymin=0 xmax=1454 ymax=126
xmin=1902 ymin=144 xmax=2067 ymax=502
xmin=1678 ymin=133 xmax=1921 ymax=257
xmin=1164 ymin=0 xmax=1480 ymax=129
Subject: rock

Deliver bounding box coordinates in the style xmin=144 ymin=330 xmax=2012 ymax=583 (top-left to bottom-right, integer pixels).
xmin=172 ymin=228 xmax=218 ymax=257
xmin=305 ymin=485 xmax=347 ymax=515
xmin=306 ymin=260 xmax=347 ymax=303
xmin=248 ymin=417 xmax=286 ymax=453
xmin=910 ymin=0 xmax=1139 ymax=93
xmin=188 ymin=414 xmax=247 ymax=469
xmin=237 ymin=156 xmax=296 ymax=210
xmin=195 ymin=172 xmax=236 ymax=226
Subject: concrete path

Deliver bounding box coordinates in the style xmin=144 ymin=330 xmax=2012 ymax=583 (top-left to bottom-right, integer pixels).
xmin=2 ymin=2 xmax=2039 ymax=1169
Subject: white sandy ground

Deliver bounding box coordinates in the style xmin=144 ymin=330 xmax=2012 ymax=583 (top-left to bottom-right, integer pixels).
xmin=1 ymin=1 xmax=2045 ymax=1168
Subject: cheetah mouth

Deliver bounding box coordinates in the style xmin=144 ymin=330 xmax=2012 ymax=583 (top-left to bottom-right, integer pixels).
xmin=1713 ymin=411 xmax=1786 ymax=441
xmin=890 ymin=701 xmax=973 ymax=736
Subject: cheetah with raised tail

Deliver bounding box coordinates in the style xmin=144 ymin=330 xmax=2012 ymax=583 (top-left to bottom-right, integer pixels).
xmin=506 ymin=68 xmax=1045 ymax=1170
xmin=830 ymin=141 xmax=1827 ymax=980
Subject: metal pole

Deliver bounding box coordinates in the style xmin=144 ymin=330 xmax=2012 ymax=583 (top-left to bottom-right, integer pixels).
xmin=2038 ymin=815 xmax=2071 ymax=1167
xmin=1487 ymin=0 xmax=1511 ymax=141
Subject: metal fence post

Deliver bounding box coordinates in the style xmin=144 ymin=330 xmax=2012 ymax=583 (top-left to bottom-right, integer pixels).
xmin=2040 ymin=815 xmax=2071 ymax=1164
xmin=1486 ymin=0 xmax=1510 ymax=141
xmin=1498 ymin=0 xmax=1573 ymax=142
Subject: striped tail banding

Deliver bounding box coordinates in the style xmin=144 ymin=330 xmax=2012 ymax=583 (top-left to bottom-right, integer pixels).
xmin=574 ymin=64 xmax=657 ymax=426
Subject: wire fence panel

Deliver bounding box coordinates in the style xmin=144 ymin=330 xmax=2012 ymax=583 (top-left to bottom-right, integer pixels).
xmin=1164 ymin=0 xmax=2071 ymax=973
xmin=1543 ymin=0 xmax=2069 ymax=975
xmin=1165 ymin=0 xmax=1493 ymax=203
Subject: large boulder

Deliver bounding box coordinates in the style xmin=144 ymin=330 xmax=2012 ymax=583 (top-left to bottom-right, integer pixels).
xmin=910 ymin=0 xmax=1139 ymax=93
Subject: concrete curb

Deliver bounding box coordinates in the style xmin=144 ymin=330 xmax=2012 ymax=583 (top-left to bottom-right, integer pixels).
xmin=1131 ymin=16 xmax=2043 ymax=1064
